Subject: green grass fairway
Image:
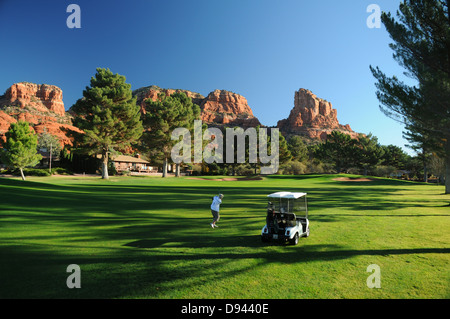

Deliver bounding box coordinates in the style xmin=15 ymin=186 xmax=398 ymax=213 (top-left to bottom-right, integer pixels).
xmin=0 ymin=174 xmax=449 ymax=299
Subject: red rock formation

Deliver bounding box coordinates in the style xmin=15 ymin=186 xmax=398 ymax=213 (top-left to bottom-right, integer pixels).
xmin=277 ymin=89 xmax=359 ymax=140
xmin=4 ymin=82 xmax=65 ymax=116
xmin=0 ymin=82 xmax=81 ymax=146
xmin=133 ymin=86 xmax=261 ymax=127
xmin=200 ymin=90 xmax=261 ymax=127
xmin=0 ymin=111 xmax=17 ymax=144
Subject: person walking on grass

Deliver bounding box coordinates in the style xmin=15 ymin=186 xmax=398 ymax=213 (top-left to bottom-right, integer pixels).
xmin=210 ymin=193 xmax=223 ymax=228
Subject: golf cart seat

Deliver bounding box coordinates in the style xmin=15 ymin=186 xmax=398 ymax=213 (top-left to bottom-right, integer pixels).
xmin=286 ymin=214 xmax=297 ymax=227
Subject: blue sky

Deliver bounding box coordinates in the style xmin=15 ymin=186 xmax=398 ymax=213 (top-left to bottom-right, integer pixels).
xmin=0 ymin=0 xmax=415 ymax=154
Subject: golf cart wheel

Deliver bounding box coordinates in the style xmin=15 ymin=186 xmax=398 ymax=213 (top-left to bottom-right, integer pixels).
xmin=305 ymin=227 xmax=310 ymax=238
xmin=290 ymin=233 xmax=299 ymax=245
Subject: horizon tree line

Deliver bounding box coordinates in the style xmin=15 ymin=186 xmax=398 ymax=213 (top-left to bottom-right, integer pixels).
xmin=0 ymin=66 xmax=445 ymax=182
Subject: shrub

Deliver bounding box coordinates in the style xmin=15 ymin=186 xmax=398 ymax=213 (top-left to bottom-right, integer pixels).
xmin=51 ymin=167 xmax=73 ymax=175
xmin=280 ymin=161 xmax=306 ymax=175
xmin=120 ymin=170 xmax=131 ymax=176
xmin=191 ymin=164 xmax=202 ymax=176
xmin=305 ymin=160 xmax=325 ymax=174
xmin=235 ymin=164 xmax=254 ymax=176
xmin=347 ymin=167 xmax=363 ymax=175
xmin=373 ymin=165 xmax=397 ymax=177
xmin=17 ymin=168 xmax=51 ymax=176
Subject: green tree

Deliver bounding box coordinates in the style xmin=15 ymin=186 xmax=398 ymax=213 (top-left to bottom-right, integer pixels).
xmin=370 ymin=0 xmax=450 ymax=193
xmin=37 ymin=128 xmax=62 ymax=173
xmin=404 ymin=126 xmax=435 ymax=182
xmin=1 ymin=121 xmax=42 ymax=180
xmin=288 ymin=135 xmax=308 ymax=162
xmin=71 ymin=68 xmax=143 ymax=179
xmin=355 ymin=134 xmax=384 ymax=176
xmin=381 ymin=144 xmax=409 ymax=170
xmin=275 ymin=130 xmax=292 ymax=166
xmin=253 ymin=127 xmax=291 ymax=175
xmin=142 ymin=92 xmax=200 ymax=177
xmin=315 ymin=131 xmax=357 ymax=173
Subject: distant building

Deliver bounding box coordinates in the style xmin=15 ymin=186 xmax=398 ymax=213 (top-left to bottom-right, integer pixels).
xmin=109 ymin=154 xmax=158 ymax=173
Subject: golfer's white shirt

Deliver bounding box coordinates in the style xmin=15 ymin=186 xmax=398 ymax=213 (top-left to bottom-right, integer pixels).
xmin=211 ymin=196 xmax=222 ymax=212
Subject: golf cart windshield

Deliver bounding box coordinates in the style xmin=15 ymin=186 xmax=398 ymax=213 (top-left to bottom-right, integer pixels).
xmin=267 ymin=192 xmax=308 ymax=217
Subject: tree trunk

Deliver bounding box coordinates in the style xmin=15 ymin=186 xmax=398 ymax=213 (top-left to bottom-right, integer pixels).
xmin=49 ymin=142 xmax=52 ymax=174
xmin=175 ymin=163 xmax=180 ymax=177
xmin=162 ymin=158 xmax=167 ymax=178
xmin=445 ymin=153 xmax=450 ymax=194
xmin=19 ymin=168 xmax=26 ymax=181
xmin=424 ymin=163 xmax=428 ymax=183
xmin=101 ymin=152 xmax=109 ymax=179
xmin=445 ymin=140 xmax=450 ymax=194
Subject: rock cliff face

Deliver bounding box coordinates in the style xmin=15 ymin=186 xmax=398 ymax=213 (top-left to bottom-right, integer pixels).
xmin=4 ymin=82 xmax=65 ymax=116
xmin=0 ymin=82 xmax=360 ymax=147
xmin=133 ymin=86 xmax=261 ymax=127
xmin=277 ymin=89 xmax=358 ymax=140
xmin=0 ymin=111 xmax=17 ymax=140
xmin=200 ymin=90 xmax=261 ymax=127
xmin=0 ymin=82 xmax=81 ymax=145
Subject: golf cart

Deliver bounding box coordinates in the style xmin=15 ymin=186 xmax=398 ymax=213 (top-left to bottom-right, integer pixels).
xmin=261 ymin=192 xmax=310 ymax=245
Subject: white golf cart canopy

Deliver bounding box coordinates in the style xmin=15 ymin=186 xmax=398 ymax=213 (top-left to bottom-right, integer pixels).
xmin=267 ymin=192 xmax=308 ymax=218
xmin=267 ymin=192 xmax=307 ymax=199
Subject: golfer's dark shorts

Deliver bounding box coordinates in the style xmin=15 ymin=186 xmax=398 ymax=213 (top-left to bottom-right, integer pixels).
xmin=211 ymin=210 xmax=220 ymax=222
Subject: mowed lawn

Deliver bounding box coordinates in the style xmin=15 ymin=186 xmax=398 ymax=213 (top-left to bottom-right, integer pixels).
xmin=0 ymin=174 xmax=448 ymax=299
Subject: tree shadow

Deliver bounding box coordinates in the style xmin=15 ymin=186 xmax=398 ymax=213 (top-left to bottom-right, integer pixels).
xmin=0 ymin=175 xmax=448 ymax=298
xmin=2 ymin=241 xmax=449 ymax=298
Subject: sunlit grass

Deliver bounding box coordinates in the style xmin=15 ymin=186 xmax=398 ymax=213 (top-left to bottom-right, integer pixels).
xmin=0 ymin=174 xmax=448 ymax=298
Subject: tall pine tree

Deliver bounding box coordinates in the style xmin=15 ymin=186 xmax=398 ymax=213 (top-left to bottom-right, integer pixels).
xmin=71 ymin=68 xmax=143 ymax=179
xmin=142 ymin=92 xmax=201 ymax=177
xmin=370 ymin=0 xmax=450 ymax=193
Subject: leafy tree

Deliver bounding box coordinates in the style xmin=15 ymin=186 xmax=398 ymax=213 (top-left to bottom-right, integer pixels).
xmin=214 ymin=125 xmax=290 ymax=175
xmin=37 ymin=128 xmax=62 ymax=173
xmin=71 ymin=68 xmax=143 ymax=179
xmin=404 ymin=126 xmax=435 ymax=182
xmin=1 ymin=121 xmax=42 ymax=180
xmin=277 ymin=131 xmax=292 ymax=166
xmin=370 ymin=0 xmax=450 ymax=193
xmin=429 ymin=153 xmax=446 ymax=183
xmin=221 ymin=125 xmax=254 ymax=176
xmin=405 ymin=155 xmax=425 ymax=180
xmin=142 ymin=92 xmax=200 ymax=177
xmin=315 ymin=131 xmax=357 ymax=173
xmin=259 ymin=127 xmax=291 ymax=174
xmin=288 ymin=135 xmax=308 ymax=162
xmin=355 ymin=134 xmax=385 ymax=176
xmin=380 ymin=144 xmax=409 ymax=170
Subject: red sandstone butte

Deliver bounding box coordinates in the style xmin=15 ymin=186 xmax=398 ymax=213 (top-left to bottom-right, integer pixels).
xmin=277 ymin=88 xmax=359 ymax=140
xmin=0 ymin=82 xmax=82 ymax=146
xmin=5 ymin=82 xmax=65 ymax=116
xmin=133 ymin=86 xmax=261 ymax=127
xmin=200 ymin=89 xmax=261 ymax=127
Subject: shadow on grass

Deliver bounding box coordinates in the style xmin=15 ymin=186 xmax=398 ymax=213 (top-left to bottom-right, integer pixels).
xmin=0 ymin=175 xmax=448 ymax=298
xmin=1 ymin=241 xmax=449 ymax=298
xmin=0 ymin=175 xmax=441 ymax=216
